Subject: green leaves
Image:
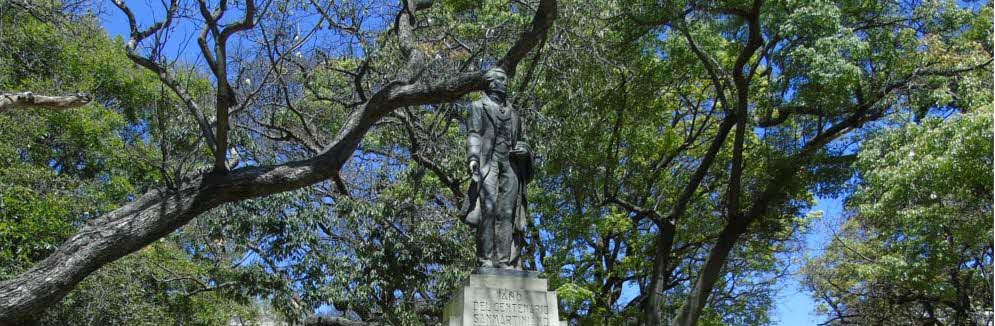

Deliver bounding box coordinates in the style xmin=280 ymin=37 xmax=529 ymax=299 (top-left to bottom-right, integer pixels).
xmin=803 ymin=106 xmax=993 ymax=324
xmin=0 ymin=0 xmax=989 ymax=324
xmin=555 ymin=282 xmax=596 ymax=307
xmin=0 ymin=7 xmax=252 ymax=324
xmin=596 ymin=210 xmax=634 ymax=237
xmin=44 ymin=242 xmax=260 ymax=325
xmin=0 ymin=179 xmax=73 ymax=275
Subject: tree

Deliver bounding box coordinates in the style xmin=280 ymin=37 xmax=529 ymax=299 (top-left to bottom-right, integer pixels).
xmin=0 ymin=4 xmax=262 ymax=324
xmin=0 ymin=0 xmax=557 ymax=323
xmin=803 ymin=106 xmax=993 ymax=325
xmin=0 ymin=0 xmax=990 ymax=324
xmin=520 ymin=1 xmax=794 ymax=323
xmin=603 ymin=0 xmax=993 ymax=324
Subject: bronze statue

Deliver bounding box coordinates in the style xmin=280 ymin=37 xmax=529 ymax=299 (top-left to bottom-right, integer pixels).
xmin=461 ymin=68 xmax=534 ymax=270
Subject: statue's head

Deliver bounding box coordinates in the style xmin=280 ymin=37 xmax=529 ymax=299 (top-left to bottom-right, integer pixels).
xmin=484 ymin=68 xmax=508 ymax=95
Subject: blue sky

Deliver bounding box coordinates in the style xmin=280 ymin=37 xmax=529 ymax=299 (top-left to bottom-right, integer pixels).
xmin=772 ymin=196 xmax=843 ymax=325
xmin=93 ymin=1 xmax=988 ymax=324
xmin=96 ymin=2 xmax=837 ymax=323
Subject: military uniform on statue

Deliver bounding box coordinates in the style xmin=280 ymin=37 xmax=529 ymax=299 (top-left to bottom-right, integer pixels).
xmin=445 ymin=68 xmax=563 ymax=326
xmin=461 ymin=68 xmax=533 ymax=270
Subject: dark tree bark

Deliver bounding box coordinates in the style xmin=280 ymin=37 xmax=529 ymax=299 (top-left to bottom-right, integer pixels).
xmin=642 ymin=1 xmax=763 ymax=321
xmin=641 ymin=115 xmax=736 ymax=326
xmin=0 ymin=0 xmax=557 ymax=324
xmin=672 ymin=107 xmax=881 ymax=326
xmin=669 ymin=53 xmax=992 ymax=324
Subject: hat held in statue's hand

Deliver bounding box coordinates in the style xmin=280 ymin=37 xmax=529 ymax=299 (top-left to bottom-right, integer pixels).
xmin=460 ymin=180 xmax=481 ymax=226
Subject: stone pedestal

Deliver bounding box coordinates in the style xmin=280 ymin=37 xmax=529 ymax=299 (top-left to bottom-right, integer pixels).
xmin=443 ymin=268 xmax=566 ymax=326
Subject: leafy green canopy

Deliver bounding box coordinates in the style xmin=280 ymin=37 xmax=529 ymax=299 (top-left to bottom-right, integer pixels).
xmin=525 ymin=0 xmax=991 ymax=324
xmin=0 ymin=7 xmax=260 ymax=324
xmin=803 ymin=106 xmax=993 ymax=325
xmin=0 ymin=0 xmax=991 ymax=324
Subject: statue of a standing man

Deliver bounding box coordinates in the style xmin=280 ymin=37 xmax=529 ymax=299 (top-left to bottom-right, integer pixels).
xmin=461 ymin=68 xmax=534 ymax=270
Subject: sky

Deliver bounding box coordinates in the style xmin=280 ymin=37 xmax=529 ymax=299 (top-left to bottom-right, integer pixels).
xmin=771 ymin=196 xmax=843 ymax=326
xmin=89 ymin=1 xmax=958 ymax=325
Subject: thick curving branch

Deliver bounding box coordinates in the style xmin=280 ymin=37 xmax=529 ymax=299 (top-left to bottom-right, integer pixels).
xmin=0 ymin=0 xmax=557 ymax=324
xmin=497 ymin=0 xmax=557 ymax=76
xmin=0 ymin=92 xmax=92 ymax=113
xmin=671 ymin=105 xmax=880 ymax=326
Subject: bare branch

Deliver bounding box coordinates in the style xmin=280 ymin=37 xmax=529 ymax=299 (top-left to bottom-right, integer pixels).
xmin=398 ymin=109 xmax=464 ymax=200
xmin=0 ymin=92 xmax=91 ymax=113
xmin=497 ymin=0 xmax=557 ymax=76
xmin=112 ymin=0 xmax=219 ymax=157
xmin=0 ymin=0 xmax=559 ymax=322
xmin=111 ymin=0 xmax=179 ymax=45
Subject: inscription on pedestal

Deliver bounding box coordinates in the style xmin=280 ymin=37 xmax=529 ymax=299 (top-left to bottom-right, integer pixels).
xmin=444 ymin=271 xmax=563 ymax=326
xmin=470 ymin=288 xmax=552 ymax=326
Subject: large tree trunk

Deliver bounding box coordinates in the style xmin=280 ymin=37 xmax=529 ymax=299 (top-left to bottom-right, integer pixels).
xmin=642 ymin=116 xmax=736 ymax=325
xmin=642 ymin=222 xmax=675 ymax=326
xmin=0 ymin=80 xmax=431 ymax=323
xmin=0 ymin=0 xmax=557 ymax=322
xmin=671 ymin=218 xmax=748 ymax=326
xmin=0 ymin=122 xmax=361 ymax=324
xmin=670 ymin=107 xmax=879 ymax=326
xmin=0 ymin=80 xmax=461 ymax=324
xmin=0 ymin=179 xmax=214 ymax=324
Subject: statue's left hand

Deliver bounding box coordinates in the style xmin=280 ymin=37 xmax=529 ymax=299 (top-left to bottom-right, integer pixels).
xmin=513 ymin=141 xmax=531 ymax=155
